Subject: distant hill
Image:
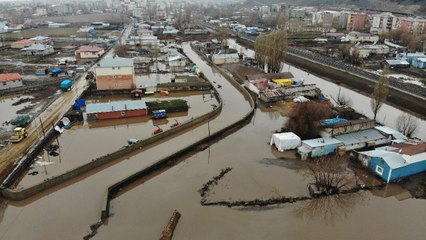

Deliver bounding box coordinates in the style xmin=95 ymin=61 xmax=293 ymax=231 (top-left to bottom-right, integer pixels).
xmin=241 ymin=0 xmax=425 ymax=16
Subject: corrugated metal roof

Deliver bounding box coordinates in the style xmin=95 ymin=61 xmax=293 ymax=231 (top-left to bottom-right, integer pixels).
xmin=302 ymin=137 xmax=343 ymax=148
xmin=0 ymin=73 xmax=21 ymax=82
xmin=86 ymin=100 xmax=146 ymax=114
xmin=97 ymin=57 xmax=133 ymax=68
xmin=334 ymin=128 xmax=387 ymax=145
xmin=361 ymin=150 xmax=406 ymax=169
xmin=22 ymin=44 xmax=52 ymax=51
xmin=375 ymin=126 xmax=407 ymax=142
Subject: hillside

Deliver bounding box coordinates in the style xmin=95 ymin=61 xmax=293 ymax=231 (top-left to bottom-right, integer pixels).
xmin=241 ymin=0 xmax=425 ymax=15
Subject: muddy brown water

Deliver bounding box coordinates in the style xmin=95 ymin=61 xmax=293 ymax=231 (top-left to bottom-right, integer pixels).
xmin=227 ymin=39 xmax=426 ymax=140
xmin=0 ymin=95 xmax=34 ymax=130
xmin=17 ymin=93 xmax=218 ymax=188
xmin=0 ymin=43 xmax=424 ymax=240
xmin=0 ymin=43 xmax=252 ymax=239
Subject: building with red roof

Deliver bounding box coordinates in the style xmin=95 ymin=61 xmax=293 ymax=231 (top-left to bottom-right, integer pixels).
xmin=11 ymin=39 xmax=33 ymax=49
xmin=0 ymin=73 xmax=23 ymax=90
xmin=75 ymin=45 xmax=105 ymax=59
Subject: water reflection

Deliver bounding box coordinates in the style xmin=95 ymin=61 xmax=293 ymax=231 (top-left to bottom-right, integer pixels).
xmin=294 ymin=192 xmax=367 ymax=226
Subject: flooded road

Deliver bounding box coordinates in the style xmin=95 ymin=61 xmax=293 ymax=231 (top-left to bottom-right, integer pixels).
xmin=0 ymin=43 xmax=252 ymax=239
xmin=228 ymin=39 xmax=426 ymax=140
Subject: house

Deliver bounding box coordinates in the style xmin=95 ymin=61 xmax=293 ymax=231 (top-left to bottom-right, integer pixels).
xmin=75 ymin=45 xmax=105 ymax=59
xmin=86 ymin=100 xmax=147 ymax=121
xmin=320 ymin=119 xmax=376 ymax=137
xmin=351 ymin=44 xmax=390 ymax=58
xmin=21 ymin=44 xmax=54 ymax=56
xmin=412 ymin=58 xmax=426 ymax=69
xmin=385 ymin=60 xmax=410 ymax=69
xmin=347 ymin=31 xmax=379 ymax=43
xmin=11 ymin=39 xmax=33 ymax=49
xmin=211 ymin=53 xmax=240 ymax=65
xmin=298 ymin=137 xmax=344 ymax=160
xmin=0 ymin=73 xmax=23 ymax=90
xmin=357 ymin=143 xmax=426 ymax=182
xmin=29 ymin=36 xmax=52 ymax=45
xmin=95 ymin=57 xmax=135 ymax=90
xmin=333 ymin=128 xmax=391 ymax=151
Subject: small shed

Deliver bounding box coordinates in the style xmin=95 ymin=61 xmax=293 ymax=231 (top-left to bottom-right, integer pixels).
xmin=298 ymin=137 xmax=343 ymax=160
xmin=358 ymin=148 xmax=426 ymax=182
xmin=270 ymin=132 xmax=301 ymax=152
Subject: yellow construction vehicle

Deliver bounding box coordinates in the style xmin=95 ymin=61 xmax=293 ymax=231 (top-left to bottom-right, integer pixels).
xmin=10 ymin=127 xmax=28 ymax=143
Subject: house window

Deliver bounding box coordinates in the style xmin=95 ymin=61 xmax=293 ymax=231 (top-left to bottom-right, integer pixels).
xmin=375 ymin=165 xmax=384 ymax=175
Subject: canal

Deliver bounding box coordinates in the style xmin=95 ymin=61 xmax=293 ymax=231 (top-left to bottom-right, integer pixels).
xmin=227 ymin=39 xmax=426 ymax=140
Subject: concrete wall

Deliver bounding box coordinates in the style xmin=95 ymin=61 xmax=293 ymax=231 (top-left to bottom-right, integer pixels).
xmin=95 ymin=66 xmax=133 ymax=76
xmin=1 ymin=92 xmax=223 ymax=201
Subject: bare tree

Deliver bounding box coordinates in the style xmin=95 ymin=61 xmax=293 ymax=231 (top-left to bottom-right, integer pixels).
xmin=214 ymin=27 xmax=229 ymax=50
xmin=255 ymin=29 xmax=288 ymax=73
xmin=396 ymin=113 xmax=418 ymax=138
xmin=114 ymin=45 xmax=128 ymax=57
xmin=331 ymin=87 xmax=352 ymax=107
xmin=370 ymin=70 xmax=389 ymax=121
xmin=285 ymin=102 xmax=333 ymax=139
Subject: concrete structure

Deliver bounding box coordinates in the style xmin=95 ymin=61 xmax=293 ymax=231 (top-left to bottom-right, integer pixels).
xmin=11 ymin=39 xmax=32 ymax=49
xmin=385 ymin=60 xmax=410 ymax=69
xmin=290 ymin=8 xmax=305 ymax=19
xmin=0 ymin=73 xmax=23 ymax=90
xmin=298 ymin=138 xmax=344 ymax=160
xmin=357 ymin=143 xmax=426 ymax=182
xmin=95 ymin=57 xmax=135 ymax=90
xmin=397 ymin=17 xmax=426 ymax=34
xmin=351 ymin=44 xmax=390 ymax=58
xmin=21 ymin=44 xmax=54 ymax=56
xmin=75 ymin=45 xmax=105 ymax=59
xmin=86 ymin=100 xmax=147 ymax=120
xmin=347 ymin=31 xmax=379 ymax=43
xmin=346 ymin=12 xmax=368 ymax=31
xmin=0 ymin=21 xmax=8 ymax=33
xmin=370 ymin=12 xmax=397 ymax=34
xmin=29 ymin=36 xmax=52 ymax=45
xmin=211 ymin=53 xmax=240 ymax=65
xmin=320 ymin=119 xmax=376 ymax=137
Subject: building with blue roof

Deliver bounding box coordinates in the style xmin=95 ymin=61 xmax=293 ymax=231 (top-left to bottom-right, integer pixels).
xmin=357 ymin=143 xmax=426 ymax=182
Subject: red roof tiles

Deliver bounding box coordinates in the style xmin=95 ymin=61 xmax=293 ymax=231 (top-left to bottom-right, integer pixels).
xmin=0 ymin=73 xmax=22 ymax=82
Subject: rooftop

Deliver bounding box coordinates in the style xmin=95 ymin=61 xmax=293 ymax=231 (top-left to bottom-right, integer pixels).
xmin=334 ymin=128 xmax=387 ymax=146
xmin=386 ymin=60 xmax=410 ymax=65
xmin=0 ymin=73 xmax=21 ymax=82
xmin=97 ymin=56 xmax=133 ymax=68
xmin=13 ymin=39 xmax=31 ymax=44
xmin=302 ymin=137 xmax=343 ymax=148
xmin=86 ymin=100 xmax=147 ymax=114
xmin=22 ymin=44 xmax=52 ymax=51
xmin=76 ymin=45 xmax=104 ymax=52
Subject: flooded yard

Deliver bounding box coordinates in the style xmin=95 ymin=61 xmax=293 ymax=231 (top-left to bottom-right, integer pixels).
xmin=16 ymin=92 xmax=218 ymax=188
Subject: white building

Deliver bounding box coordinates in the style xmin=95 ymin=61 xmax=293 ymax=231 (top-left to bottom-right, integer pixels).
xmin=21 ymin=44 xmax=54 ymax=56
xmin=95 ymin=57 xmax=135 ymax=90
xmin=370 ymin=12 xmax=397 ymax=34
xmin=347 ymin=31 xmax=379 ymax=43
xmin=211 ymin=53 xmax=240 ymax=65
xmin=351 ymin=44 xmax=390 ymax=58
xmin=0 ymin=73 xmax=23 ymax=90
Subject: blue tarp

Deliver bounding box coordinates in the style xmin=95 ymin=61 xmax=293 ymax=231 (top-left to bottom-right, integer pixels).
xmin=60 ymin=80 xmax=73 ymax=89
xmin=51 ymin=68 xmax=62 ymax=74
xmin=35 ymin=71 xmax=46 ymax=76
xmin=73 ymin=98 xmax=86 ymax=110
xmin=321 ymin=118 xmax=347 ymax=125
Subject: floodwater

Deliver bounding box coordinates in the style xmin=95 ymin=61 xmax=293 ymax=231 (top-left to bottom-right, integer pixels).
xmin=228 ymin=39 xmax=426 ymax=140
xmin=0 ymin=43 xmax=252 ymax=239
xmin=94 ymin=106 xmax=426 ymax=240
xmin=17 ymin=93 xmax=218 ymax=188
xmin=0 ymin=95 xmax=34 ymax=130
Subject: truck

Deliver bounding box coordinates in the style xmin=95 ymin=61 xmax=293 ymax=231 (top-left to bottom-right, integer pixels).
xmin=152 ymin=109 xmax=167 ymax=119
xmin=10 ymin=127 xmax=28 ymax=143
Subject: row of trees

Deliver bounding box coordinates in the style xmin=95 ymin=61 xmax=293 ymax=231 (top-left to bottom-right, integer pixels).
xmin=254 ymin=29 xmax=288 ymax=73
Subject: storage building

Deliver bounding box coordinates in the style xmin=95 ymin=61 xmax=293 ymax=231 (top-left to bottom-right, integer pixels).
xmin=86 ymin=100 xmax=147 ymax=120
